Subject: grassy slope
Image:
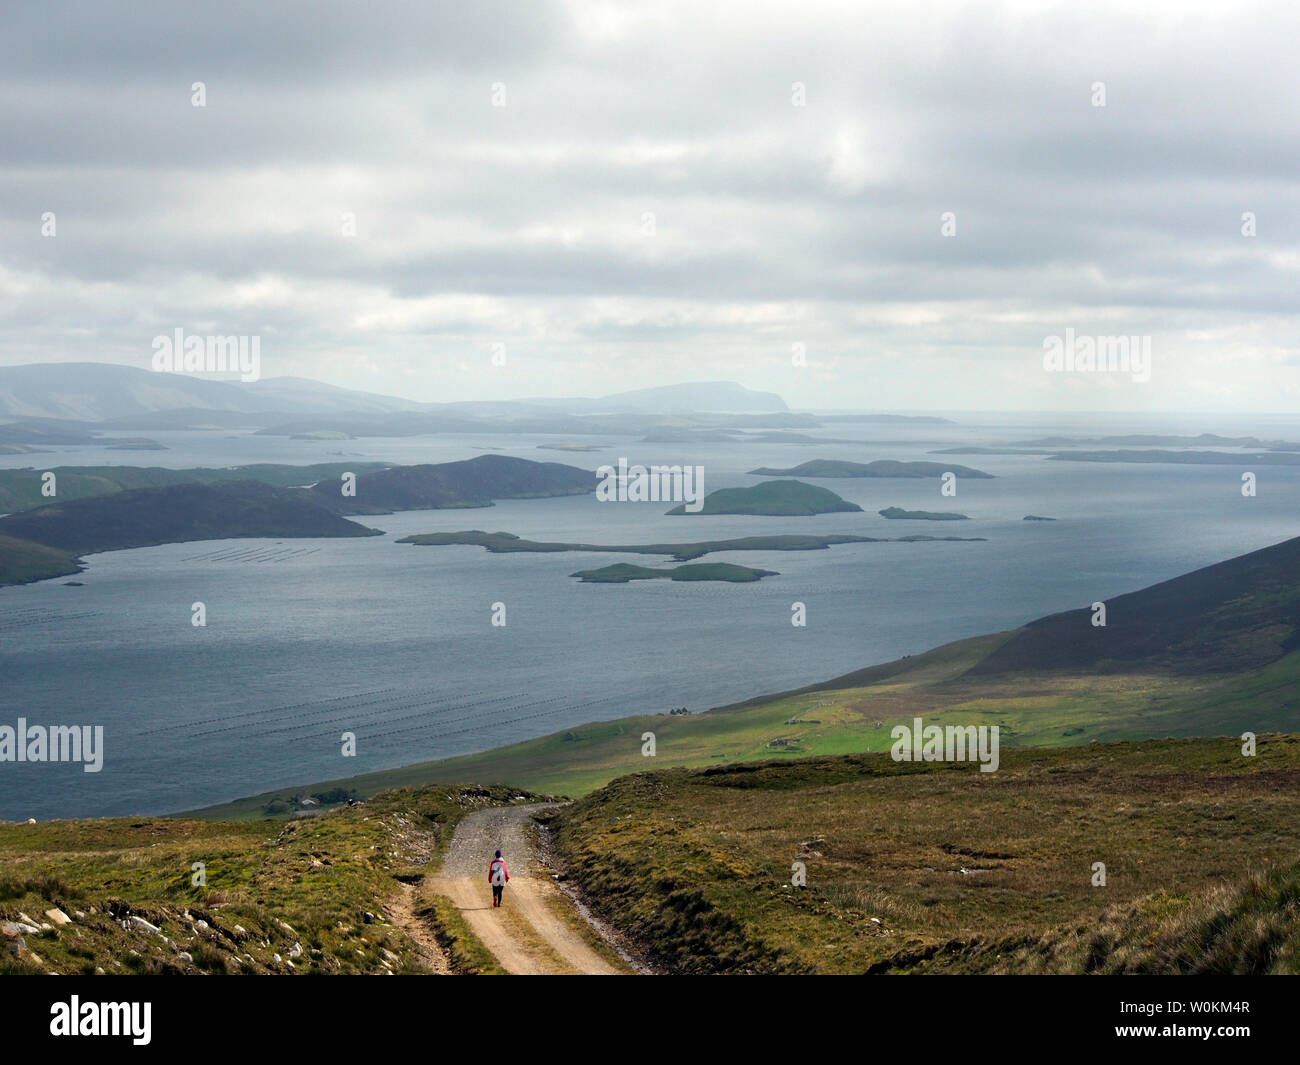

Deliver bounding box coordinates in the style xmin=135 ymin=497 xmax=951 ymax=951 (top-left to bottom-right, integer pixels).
xmin=0 ymin=534 xmax=82 ymax=585
xmin=0 ymin=784 xmax=530 ymax=975
xmin=0 ymin=463 xmax=389 ymax=514
xmin=549 ymin=737 xmax=1300 ymax=974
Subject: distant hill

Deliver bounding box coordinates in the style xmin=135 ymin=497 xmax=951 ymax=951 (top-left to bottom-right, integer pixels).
xmin=667 ymin=480 xmax=862 ymax=516
xmin=0 ymin=362 xmax=421 ymax=421
xmin=0 ymin=417 xmax=100 ymax=445
xmin=0 ymin=462 xmax=389 ymax=515
xmin=529 ymin=381 xmax=788 ymax=414
xmin=1024 ymin=433 xmax=1300 ymax=450
xmin=308 ymin=454 xmax=595 ymax=514
xmin=1048 ymin=449 xmax=1300 ymax=466
xmin=0 ymin=481 xmax=379 ymax=558
xmin=749 ymin=459 xmax=992 ymax=478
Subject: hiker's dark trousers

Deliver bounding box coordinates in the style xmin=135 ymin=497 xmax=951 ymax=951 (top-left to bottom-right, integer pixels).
xmin=493 ymin=885 xmax=504 ymax=907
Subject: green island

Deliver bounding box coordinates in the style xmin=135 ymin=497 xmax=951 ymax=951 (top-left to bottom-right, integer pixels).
xmin=667 ymin=479 xmax=861 ymax=516
xmin=1023 ymin=514 xmax=1056 ymax=521
xmin=396 ymin=529 xmax=985 ymax=560
xmin=748 ymin=459 xmax=992 ymax=478
xmin=570 ymin=562 xmax=778 ymax=583
xmin=879 ymin=506 xmax=969 ymax=520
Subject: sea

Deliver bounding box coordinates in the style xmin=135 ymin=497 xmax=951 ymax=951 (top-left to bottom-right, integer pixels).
xmin=2 ymin=409 xmax=1298 ymax=819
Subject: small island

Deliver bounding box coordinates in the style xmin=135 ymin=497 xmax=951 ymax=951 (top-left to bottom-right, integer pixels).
xmin=398 ymin=530 xmax=988 ymax=558
xmin=571 ymin=562 xmax=778 ymax=583
xmin=748 ymin=459 xmax=992 ymax=479
xmin=878 ymin=506 xmax=969 ymax=521
xmin=667 ymin=480 xmax=861 ymax=516
xmin=1023 ymin=515 xmax=1057 ymax=521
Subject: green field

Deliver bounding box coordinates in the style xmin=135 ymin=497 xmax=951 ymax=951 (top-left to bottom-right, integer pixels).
xmin=0 ymin=784 xmax=551 ymax=975
xmin=548 ymin=736 xmax=1300 ymax=973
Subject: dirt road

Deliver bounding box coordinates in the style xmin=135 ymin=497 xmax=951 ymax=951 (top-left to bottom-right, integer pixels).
xmin=429 ymin=803 xmax=629 ymax=975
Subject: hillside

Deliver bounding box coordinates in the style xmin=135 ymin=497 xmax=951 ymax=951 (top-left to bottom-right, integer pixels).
xmin=0 ymin=462 xmax=389 ymax=515
xmin=547 ymin=738 xmax=1300 ymax=974
xmin=0 ymin=362 xmax=420 ymax=421
xmin=970 ymin=532 xmax=1300 ymax=676
xmin=0 ymin=535 xmax=81 ymax=586
xmin=308 ymin=454 xmax=595 ymax=514
xmin=0 ymin=785 xmax=535 ymax=976
xmin=667 ymin=480 xmax=862 ymax=516
xmin=0 ymin=481 xmax=380 ymax=559
xmin=748 ymin=459 xmax=992 ymax=479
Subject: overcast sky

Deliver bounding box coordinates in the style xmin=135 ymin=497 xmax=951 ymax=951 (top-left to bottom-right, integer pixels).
xmin=2 ymin=0 xmax=1297 ymax=411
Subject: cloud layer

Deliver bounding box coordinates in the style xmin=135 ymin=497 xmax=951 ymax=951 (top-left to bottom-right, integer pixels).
xmin=2 ymin=0 xmax=1297 ymax=410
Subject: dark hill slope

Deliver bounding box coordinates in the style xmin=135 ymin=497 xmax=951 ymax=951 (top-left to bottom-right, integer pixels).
xmin=0 ymin=481 xmax=379 ymax=555
xmin=309 ymin=453 xmax=594 ymax=514
xmin=971 ymin=534 xmax=1300 ymax=676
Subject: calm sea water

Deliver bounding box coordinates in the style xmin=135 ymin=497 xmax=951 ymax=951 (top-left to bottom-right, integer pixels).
xmin=2 ymin=411 xmax=1298 ymax=819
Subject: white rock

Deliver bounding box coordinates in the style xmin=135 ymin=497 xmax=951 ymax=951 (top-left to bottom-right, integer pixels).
xmin=45 ymin=909 xmax=71 ymax=926
xmin=127 ymin=916 xmax=161 ymax=935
